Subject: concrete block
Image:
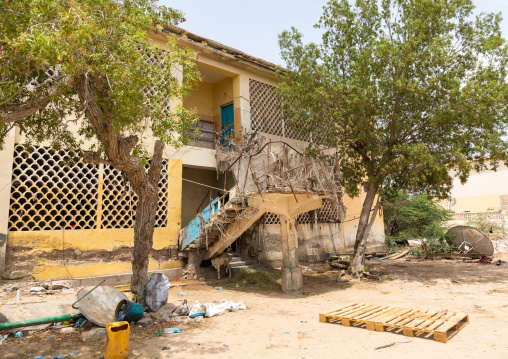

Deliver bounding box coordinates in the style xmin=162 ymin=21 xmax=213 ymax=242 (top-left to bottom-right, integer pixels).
xmin=281 ymin=266 xmax=303 ymax=294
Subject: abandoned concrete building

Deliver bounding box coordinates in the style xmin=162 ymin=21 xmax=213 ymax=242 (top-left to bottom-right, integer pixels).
xmin=0 ymin=26 xmax=386 ymax=285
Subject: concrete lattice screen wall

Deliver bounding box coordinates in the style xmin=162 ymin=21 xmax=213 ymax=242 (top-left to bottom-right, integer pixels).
xmin=249 ymin=79 xmax=307 ymax=141
xmin=5 ymin=145 xmax=183 ymax=280
xmin=101 ymin=162 xmax=169 ymax=229
xmin=9 ymin=145 xmax=99 ymax=231
xmin=264 ymin=199 xmax=339 ymax=226
xmin=8 ymin=145 xmax=169 ymax=231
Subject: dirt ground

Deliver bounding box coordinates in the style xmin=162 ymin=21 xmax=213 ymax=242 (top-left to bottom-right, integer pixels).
xmin=1 ymin=258 xmax=508 ymax=359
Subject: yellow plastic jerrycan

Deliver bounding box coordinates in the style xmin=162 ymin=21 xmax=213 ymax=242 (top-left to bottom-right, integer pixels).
xmin=104 ymin=321 xmax=130 ymax=359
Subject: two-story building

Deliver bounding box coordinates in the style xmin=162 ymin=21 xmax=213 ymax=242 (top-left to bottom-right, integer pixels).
xmin=0 ymin=26 xmax=385 ymax=282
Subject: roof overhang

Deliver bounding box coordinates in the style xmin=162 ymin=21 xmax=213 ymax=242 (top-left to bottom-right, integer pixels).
xmin=160 ymin=25 xmax=284 ymax=76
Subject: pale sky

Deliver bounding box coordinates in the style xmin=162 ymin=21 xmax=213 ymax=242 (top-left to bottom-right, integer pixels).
xmin=160 ymin=0 xmax=508 ymax=66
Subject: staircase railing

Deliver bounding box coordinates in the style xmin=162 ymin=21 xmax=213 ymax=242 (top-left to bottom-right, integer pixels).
xmin=181 ymin=196 xmax=221 ymax=249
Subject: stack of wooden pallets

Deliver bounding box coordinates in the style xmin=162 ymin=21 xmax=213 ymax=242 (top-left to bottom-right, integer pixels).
xmin=319 ymin=303 xmax=469 ymax=343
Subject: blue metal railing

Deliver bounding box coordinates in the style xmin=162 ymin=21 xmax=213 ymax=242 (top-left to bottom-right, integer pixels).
xmin=182 ymin=197 xmax=220 ymax=250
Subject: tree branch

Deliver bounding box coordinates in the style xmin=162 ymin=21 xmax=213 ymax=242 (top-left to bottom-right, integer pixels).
xmin=82 ymin=151 xmax=115 ymax=166
xmin=0 ymin=96 xmax=51 ymax=123
xmin=119 ymin=135 xmax=139 ymax=154
xmin=148 ymin=140 xmax=165 ymax=184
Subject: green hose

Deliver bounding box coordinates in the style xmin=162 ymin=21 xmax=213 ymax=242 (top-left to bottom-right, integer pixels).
xmin=0 ymin=314 xmax=84 ymax=331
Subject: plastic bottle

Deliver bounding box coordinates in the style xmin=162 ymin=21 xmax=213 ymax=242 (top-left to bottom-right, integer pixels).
xmin=76 ymin=318 xmax=86 ymax=328
xmin=14 ymin=331 xmax=23 ymax=339
xmin=303 ymin=268 xmax=311 ymax=272
xmin=164 ymin=328 xmax=183 ymax=334
xmin=215 ymin=287 xmax=223 ymax=290
xmin=177 ymin=292 xmax=188 ymax=296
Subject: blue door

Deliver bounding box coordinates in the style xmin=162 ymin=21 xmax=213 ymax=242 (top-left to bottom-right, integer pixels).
xmin=221 ymin=104 xmax=234 ymax=136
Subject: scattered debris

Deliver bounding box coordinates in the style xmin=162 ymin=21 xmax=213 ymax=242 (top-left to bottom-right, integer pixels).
xmin=477 ymin=255 xmax=493 ymax=264
xmin=375 ymin=341 xmax=411 ymax=350
xmin=377 ymin=250 xmax=410 ymax=261
xmin=327 ymin=257 xmax=350 ymax=270
xmin=181 ymin=264 xmax=197 ymax=280
xmin=29 ymin=287 xmax=46 ymax=294
xmin=375 ymin=342 xmax=396 ymax=350
xmin=204 ymin=300 xmax=246 ymax=317
xmin=116 ymin=299 xmax=144 ymax=322
xmin=153 ymin=303 xmax=177 ymax=321
xmin=146 ymin=273 xmax=171 ymax=312
xmin=446 ymin=226 xmax=495 ymax=256
xmin=75 ymin=285 xmax=127 ymax=327
xmin=492 ymin=259 xmax=508 ymax=266
xmin=425 ymin=253 xmax=479 ymax=260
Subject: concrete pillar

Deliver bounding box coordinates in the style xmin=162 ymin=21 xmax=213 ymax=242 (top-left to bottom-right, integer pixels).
xmin=232 ymin=74 xmax=251 ymax=139
xmin=279 ymin=214 xmax=302 ymax=294
xmin=0 ymin=129 xmax=15 ymax=276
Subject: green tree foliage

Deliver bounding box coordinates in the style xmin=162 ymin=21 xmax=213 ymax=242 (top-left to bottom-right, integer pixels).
xmin=383 ymin=191 xmax=451 ymax=248
xmin=277 ymin=0 xmax=508 ymax=274
xmin=0 ymin=0 xmax=199 ymax=303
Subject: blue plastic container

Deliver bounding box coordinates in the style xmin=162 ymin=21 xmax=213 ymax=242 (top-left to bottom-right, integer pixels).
xmin=115 ymin=299 xmax=144 ymax=322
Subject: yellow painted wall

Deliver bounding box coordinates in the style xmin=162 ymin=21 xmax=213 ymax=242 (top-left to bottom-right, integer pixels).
xmin=181 ymin=74 xmax=236 ymax=134
xmin=32 ymin=258 xmax=183 ymax=281
xmin=6 ymin=159 xmax=183 ymax=279
xmin=342 ymin=191 xmax=385 ymax=250
xmin=213 ymin=77 xmax=234 ymax=121
xmin=450 ymin=195 xmax=501 ymax=213
xmin=183 ymin=81 xmax=214 ymax=121
xmin=447 ymin=163 xmax=508 ymax=213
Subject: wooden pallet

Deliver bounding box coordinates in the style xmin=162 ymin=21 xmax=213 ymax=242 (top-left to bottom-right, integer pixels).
xmin=319 ymin=303 xmax=469 ymax=343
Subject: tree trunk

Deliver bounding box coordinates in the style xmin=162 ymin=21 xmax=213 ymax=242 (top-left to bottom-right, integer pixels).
xmin=349 ymin=182 xmax=379 ymax=275
xmin=131 ymin=186 xmax=159 ymax=306
xmin=74 ymin=76 xmax=165 ymax=305
xmin=131 ymin=140 xmax=165 ymax=305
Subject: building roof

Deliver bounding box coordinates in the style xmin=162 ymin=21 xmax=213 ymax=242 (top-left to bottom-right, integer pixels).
xmin=162 ymin=25 xmax=279 ymax=73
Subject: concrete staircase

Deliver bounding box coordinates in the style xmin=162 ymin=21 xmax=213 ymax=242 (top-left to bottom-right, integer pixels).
xmin=181 ymin=190 xmax=266 ymax=260
xmin=228 ymin=251 xmax=260 ymax=271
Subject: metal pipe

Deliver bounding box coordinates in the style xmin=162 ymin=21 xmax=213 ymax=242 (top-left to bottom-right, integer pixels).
xmin=0 ymin=314 xmax=84 ymax=331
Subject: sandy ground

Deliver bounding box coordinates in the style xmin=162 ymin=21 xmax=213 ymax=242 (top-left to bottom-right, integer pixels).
xmin=1 ymin=258 xmax=508 ymax=359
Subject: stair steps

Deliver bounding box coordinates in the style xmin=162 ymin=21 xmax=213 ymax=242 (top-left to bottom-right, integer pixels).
xmin=228 ymin=252 xmax=259 ymax=270
xmin=181 ymin=190 xmax=266 ymax=260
